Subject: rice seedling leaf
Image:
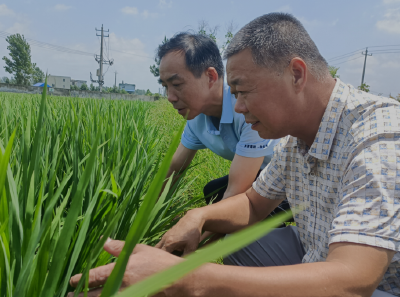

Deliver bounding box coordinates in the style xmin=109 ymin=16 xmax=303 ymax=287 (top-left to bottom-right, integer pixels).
xmin=99 ymin=121 xmax=186 ymax=297
xmin=40 ymin=133 xmax=100 ymax=297
xmin=117 ymin=209 xmax=297 ymax=297
xmin=58 ymin=176 xmax=107 ymax=297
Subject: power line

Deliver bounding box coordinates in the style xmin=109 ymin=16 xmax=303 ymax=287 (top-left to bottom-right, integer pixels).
xmin=370 ymin=48 xmax=400 ymax=51
xmin=368 ymin=44 xmax=400 ymax=48
xmin=328 ymin=52 xmax=359 ymax=62
xmin=372 ymin=51 xmax=400 ymax=54
xmin=0 ymin=30 xmax=152 ymax=60
xmin=327 ymin=45 xmax=400 ymax=63
xmin=369 ymin=49 xmax=400 ymax=53
xmin=330 ymin=55 xmax=364 ymax=66
xmin=0 ymin=30 xmax=95 ymax=57
xmin=327 ymin=48 xmax=365 ymax=62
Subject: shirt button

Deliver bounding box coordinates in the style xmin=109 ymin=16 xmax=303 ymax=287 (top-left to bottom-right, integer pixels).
xmin=311 ymin=208 xmax=315 ymax=214
xmin=310 ymin=172 xmax=315 ymax=177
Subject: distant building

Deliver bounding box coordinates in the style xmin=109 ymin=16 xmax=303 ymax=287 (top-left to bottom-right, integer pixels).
xmin=47 ymin=75 xmax=71 ymax=90
xmin=119 ymin=81 xmax=135 ymax=94
xmin=71 ymin=79 xmax=87 ymax=88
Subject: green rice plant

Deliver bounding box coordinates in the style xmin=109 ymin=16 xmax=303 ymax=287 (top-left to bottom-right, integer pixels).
xmin=0 ymin=85 xmax=293 ymax=297
xmin=117 ymin=210 xmax=295 ymax=297
xmin=0 ymin=82 xmax=200 ymax=296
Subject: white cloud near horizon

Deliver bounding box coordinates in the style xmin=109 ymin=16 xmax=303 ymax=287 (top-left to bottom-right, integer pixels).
xmin=376 ymin=8 xmax=400 ymax=34
xmin=6 ymin=22 xmax=30 ymax=34
xmin=121 ymin=6 xmax=138 ymax=15
xmin=0 ymin=5 xmax=30 ymax=35
xmin=0 ymin=4 xmax=15 ymax=16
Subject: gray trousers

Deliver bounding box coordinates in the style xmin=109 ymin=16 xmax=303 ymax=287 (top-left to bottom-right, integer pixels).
xmin=224 ymin=226 xmax=394 ymax=297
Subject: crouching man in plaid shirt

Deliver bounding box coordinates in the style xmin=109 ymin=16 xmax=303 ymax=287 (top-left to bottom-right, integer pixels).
xmin=69 ymin=13 xmax=400 ymax=297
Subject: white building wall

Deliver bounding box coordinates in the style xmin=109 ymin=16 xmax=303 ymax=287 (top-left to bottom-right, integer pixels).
xmin=47 ymin=75 xmax=71 ymax=90
xmin=71 ymin=80 xmax=87 ymax=88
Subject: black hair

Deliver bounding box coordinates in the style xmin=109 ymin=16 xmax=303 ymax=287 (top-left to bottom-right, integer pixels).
xmin=157 ymin=32 xmax=224 ymax=79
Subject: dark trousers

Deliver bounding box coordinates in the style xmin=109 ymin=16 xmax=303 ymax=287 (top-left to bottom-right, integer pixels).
xmin=202 ymin=172 xmax=293 ymax=222
xmin=224 ymin=226 xmax=305 ymax=266
xmin=223 ymin=227 xmax=393 ymax=297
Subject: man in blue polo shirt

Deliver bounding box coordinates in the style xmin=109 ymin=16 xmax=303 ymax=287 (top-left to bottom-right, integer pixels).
xmin=158 ymin=32 xmax=289 ymax=223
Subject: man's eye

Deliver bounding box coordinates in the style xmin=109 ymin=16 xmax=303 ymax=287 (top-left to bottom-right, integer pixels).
xmin=173 ymin=84 xmax=181 ymax=87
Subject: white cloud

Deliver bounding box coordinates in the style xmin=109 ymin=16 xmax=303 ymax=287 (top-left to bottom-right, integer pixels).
xmin=276 ymin=5 xmax=291 ymax=12
xmin=54 ymin=4 xmax=72 ymax=11
xmin=141 ymin=10 xmax=158 ymax=19
xmin=6 ymin=22 xmax=30 ymax=34
xmin=0 ymin=4 xmax=15 ymax=17
xmin=121 ymin=7 xmax=158 ymax=19
xmin=121 ymin=6 xmax=138 ymax=15
xmin=158 ymin=0 xmax=172 ymax=9
xmin=376 ymin=8 xmax=400 ymax=34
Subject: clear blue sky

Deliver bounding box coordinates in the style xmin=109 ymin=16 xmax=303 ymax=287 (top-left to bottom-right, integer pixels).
xmin=0 ymin=0 xmax=399 ymax=96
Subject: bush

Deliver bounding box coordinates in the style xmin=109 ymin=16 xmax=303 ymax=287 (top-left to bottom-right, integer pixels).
xmin=80 ymin=83 xmax=88 ymax=90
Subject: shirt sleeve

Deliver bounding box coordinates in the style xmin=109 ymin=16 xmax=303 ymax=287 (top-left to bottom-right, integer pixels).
xmin=180 ymin=121 xmax=207 ymax=150
xmin=329 ymin=136 xmax=400 ymax=252
xmin=235 ymin=121 xmax=280 ymax=158
xmin=252 ymin=140 xmax=287 ymax=200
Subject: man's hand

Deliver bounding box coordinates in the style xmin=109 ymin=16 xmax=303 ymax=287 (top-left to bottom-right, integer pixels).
xmin=155 ymin=209 xmax=204 ymax=255
xmin=157 ymin=188 xmax=283 ymax=256
xmin=68 ymin=239 xmax=183 ymax=297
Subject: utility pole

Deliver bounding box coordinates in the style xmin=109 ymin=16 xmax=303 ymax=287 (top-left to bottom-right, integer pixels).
xmin=361 ymin=47 xmax=372 ymax=86
xmin=90 ymin=24 xmax=113 ymax=92
xmin=114 ymin=71 xmax=117 ymax=88
xmin=98 ymin=25 xmax=105 ymax=91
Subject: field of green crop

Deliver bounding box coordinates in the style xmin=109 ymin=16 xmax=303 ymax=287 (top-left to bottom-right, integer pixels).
xmin=0 ymin=90 xmax=231 ymax=297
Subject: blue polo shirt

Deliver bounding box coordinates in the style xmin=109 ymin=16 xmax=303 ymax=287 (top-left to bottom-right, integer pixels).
xmin=181 ymin=84 xmax=280 ymax=169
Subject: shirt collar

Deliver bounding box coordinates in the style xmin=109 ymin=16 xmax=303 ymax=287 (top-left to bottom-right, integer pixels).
xmin=284 ymin=79 xmax=349 ymax=160
xmin=220 ymin=84 xmax=234 ymax=124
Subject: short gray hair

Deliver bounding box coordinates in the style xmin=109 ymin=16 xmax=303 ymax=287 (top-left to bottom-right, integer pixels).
xmin=224 ymin=13 xmax=329 ymax=80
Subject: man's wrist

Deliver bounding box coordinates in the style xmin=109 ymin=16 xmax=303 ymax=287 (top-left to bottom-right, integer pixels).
xmin=186 ymin=208 xmax=207 ymax=231
xmin=165 ymin=263 xmax=215 ymax=297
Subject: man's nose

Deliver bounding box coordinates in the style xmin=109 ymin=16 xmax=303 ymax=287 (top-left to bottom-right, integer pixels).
xmin=167 ymin=90 xmax=178 ymax=103
xmin=234 ymin=98 xmax=248 ymax=114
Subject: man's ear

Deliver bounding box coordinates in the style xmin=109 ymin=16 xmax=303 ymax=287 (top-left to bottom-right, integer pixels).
xmin=205 ymin=67 xmax=219 ymax=88
xmin=289 ymin=58 xmax=307 ymax=94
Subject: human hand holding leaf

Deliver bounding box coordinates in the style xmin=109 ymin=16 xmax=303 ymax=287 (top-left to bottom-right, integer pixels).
xmin=69 ymin=239 xmax=183 ymax=297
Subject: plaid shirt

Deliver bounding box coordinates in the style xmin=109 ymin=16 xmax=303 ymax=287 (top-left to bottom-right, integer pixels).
xmin=253 ymin=79 xmax=400 ymax=296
